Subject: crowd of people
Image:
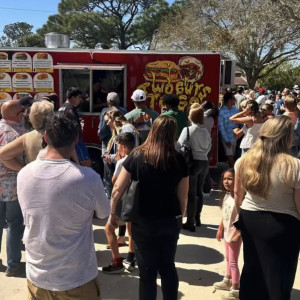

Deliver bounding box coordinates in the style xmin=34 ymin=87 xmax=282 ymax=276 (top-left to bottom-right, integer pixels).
xmin=0 ymin=84 xmax=299 ymax=300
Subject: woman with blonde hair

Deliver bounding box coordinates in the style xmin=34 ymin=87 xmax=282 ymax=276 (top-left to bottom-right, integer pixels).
xmin=235 ymin=115 xmax=300 ymax=300
xmin=0 ymin=100 xmax=55 ymax=168
xmin=108 ymin=115 xmax=189 ymax=300
xmin=178 ymin=103 xmax=211 ymax=231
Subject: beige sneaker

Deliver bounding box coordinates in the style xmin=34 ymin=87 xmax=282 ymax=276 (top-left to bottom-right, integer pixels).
xmin=213 ymin=277 xmax=232 ymax=291
xmin=221 ymin=289 xmax=239 ymax=300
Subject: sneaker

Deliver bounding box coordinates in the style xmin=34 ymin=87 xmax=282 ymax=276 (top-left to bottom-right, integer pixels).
xmin=123 ymin=258 xmax=136 ymax=272
xmin=5 ymin=265 xmax=24 ymax=277
xmin=213 ymin=277 xmax=232 ymax=291
xmin=221 ymin=289 xmax=239 ymax=300
xmin=102 ymin=261 xmax=125 ymax=274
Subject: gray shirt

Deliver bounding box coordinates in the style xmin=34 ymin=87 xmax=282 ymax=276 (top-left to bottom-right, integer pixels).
xmin=178 ymin=123 xmax=211 ymax=161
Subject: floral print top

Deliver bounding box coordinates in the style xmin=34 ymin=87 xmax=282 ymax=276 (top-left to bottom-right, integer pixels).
xmin=0 ymin=119 xmax=26 ymax=202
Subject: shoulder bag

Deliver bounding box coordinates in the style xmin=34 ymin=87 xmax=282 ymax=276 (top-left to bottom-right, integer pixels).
xmin=181 ymin=127 xmax=194 ymax=170
xmin=115 ymin=156 xmax=140 ymax=222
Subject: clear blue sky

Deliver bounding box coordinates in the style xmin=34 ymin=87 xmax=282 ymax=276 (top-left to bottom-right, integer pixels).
xmin=0 ymin=0 xmax=175 ymax=35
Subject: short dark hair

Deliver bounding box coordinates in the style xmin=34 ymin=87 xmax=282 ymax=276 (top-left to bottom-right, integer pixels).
xmin=223 ymin=92 xmax=234 ymax=105
xmin=163 ymin=94 xmax=180 ymax=108
xmin=66 ymin=87 xmax=83 ymax=100
xmin=45 ymin=111 xmax=81 ymax=148
xmin=115 ymin=132 xmax=135 ymax=151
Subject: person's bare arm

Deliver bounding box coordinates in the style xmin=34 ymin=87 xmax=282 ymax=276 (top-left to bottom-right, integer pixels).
xmin=0 ymin=135 xmax=25 ymax=160
xmin=177 ymin=176 xmax=189 ymax=216
xmin=229 ymin=108 xmax=253 ymax=125
xmin=234 ymin=171 xmax=245 ymax=214
xmin=109 ymin=167 xmax=131 ymax=227
xmin=233 ymin=127 xmax=244 ymax=140
xmin=2 ymin=158 xmax=24 ymax=171
xmin=294 ymin=188 xmax=300 ymax=215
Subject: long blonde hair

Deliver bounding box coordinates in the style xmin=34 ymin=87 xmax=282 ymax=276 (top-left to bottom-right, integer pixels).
xmin=133 ymin=115 xmax=180 ymax=171
xmin=238 ymin=115 xmax=298 ymax=199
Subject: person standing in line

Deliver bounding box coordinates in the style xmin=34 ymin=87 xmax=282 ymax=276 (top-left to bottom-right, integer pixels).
xmin=161 ymin=94 xmax=189 ymax=138
xmin=125 ymin=89 xmax=159 ymax=143
xmin=59 ymin=87 xmax=92 ymax=167
xmin=213 ymin=168 xmax=242 ymax=300
xmin=17 ymin=111 xmax=110 ymax=300
xmin=0 ymin=100 xmax=27 ymax=277
xmin=178 ymin=103 xmax=211 ymax=232
xmin=218 ymin=92 xmax=239 ymax=167
xmin=109 ymin=115 xmax=189 ymax=300
xmin=235 ymin=86 xmax=246 ymax=110
xmin=235 ymin=116 xmax=300 ymax=300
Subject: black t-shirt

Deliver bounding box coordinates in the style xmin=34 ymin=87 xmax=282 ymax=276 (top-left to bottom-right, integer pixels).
xmin=123 ymin=151 xmax=188 ymax=219
xmin=59 ymin=103 xmax=81 ymax=124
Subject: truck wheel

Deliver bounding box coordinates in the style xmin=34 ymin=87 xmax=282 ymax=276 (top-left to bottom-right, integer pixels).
xmin=87 ymin=146 xmax=104 ymax=178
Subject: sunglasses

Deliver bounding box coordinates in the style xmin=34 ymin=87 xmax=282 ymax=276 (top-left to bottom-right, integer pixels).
xmin=16 ymin=108 xmax=25 ymax=116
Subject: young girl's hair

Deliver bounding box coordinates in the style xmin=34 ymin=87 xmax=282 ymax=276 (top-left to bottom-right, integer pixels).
xmin=219 ymin=168 xmax=235 ymax=207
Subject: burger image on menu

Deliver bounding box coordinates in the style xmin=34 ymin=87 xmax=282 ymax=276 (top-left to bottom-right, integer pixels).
xmin=0 ymin=93 xmax=8 ymax=100
xmin=0 ymin=73 xmax=6 ymax=80
xmin=16 ymin=73 xmax=28 ymax=80
xmin=178 ymin=56 xmax=204 ymax=83
xmin=37 ymin=73 xmax=48 ymax=80
xmin=15 ymin=53 xmax=28 ymax=60
xmin=0 ymin=52 xmax=8 ymax=60
xmin=143 ymin=60 xmax=182 ymax=82
xmin=36 ymin=53 xmax=48 ymax=60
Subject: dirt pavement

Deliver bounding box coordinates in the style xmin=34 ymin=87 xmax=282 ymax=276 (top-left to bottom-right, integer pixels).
xmin=0 ymin=193 xmax=299 ymax=300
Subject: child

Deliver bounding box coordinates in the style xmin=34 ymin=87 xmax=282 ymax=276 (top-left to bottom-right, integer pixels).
xmin=213 ymin=168 xmax=242 ymax=300
xmin=102 ymin=132 xmax=136 ymax=273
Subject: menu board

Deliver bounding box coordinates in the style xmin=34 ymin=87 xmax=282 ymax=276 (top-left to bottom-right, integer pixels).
xmin=12 ymin=73 xmax=33 ymax=92
xmin=33 ymin=73 xmax=54 ymax=92
xmin=34 ymin=92 xmax=49 ymax=100
xmin=13 ymin=92 xmax=32 ymax=100
xmin=0 ymin=52 xmax=11 ymax=72
xmin=0 ymin=72 xmax=12 ymax=92
xmin=12 ymin=52 xmax=32 ymax=72
xmin=33 ymin=53 xmax=53 ymax=73
xmin=0 ymin=92 xmax=12 ymax=103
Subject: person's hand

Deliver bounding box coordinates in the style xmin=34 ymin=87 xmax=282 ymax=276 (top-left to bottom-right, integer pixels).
xmin=103 ymin=154 xmax=112 ymax=163
xmin=230 ymin=231 xmax=241 ymax=243
xmin=216 ymin=228 xmax=223 ymax=241
xmin=115 ymin=152 xmax=122 ymax=161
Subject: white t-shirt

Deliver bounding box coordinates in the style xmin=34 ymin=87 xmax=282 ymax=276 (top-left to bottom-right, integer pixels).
xmin=222 ymin=193 xmax=238 ymax=242
xmin=17 ymin=159 xmax=110 ymax=291
xmin=113 ymin=156 xmax=127 ymax=177
xmin=256 ymin=95 xmax=266 ymax=107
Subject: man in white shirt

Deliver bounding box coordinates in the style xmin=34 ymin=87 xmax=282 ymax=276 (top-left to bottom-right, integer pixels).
xmin=17 ymin=111 xmax=110 ymax=300
xmin=256 ymin=88 xmax=267 ymax=108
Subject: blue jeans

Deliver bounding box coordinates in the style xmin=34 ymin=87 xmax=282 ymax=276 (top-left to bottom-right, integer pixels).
xmin=0 ymin=200 xmax=24 ymax=269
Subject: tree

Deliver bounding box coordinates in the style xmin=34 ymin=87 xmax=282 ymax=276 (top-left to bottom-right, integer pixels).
xmin=0 ymin=22 xmax=34 ymax=47
xmin=257 ymin=62 xmax=300 ymax=91
xmin=155 ymin=0 xmax=300 ymax=88
xmin=37 ymin=0 xmax=170 ymax=49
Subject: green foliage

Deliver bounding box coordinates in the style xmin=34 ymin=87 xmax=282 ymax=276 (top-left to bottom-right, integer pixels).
xmin=258 ymin=62 xmax=300 ymax=91
xmin=0 ymin=22 xmax=34 ymax=47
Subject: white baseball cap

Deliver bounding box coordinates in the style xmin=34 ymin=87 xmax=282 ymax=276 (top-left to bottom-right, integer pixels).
xmin=131 ymin=89 xmax=146 ymax=102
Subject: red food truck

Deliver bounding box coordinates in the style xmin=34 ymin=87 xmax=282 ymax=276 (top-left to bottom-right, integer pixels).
xmin=0 ymin=47 xmax=233 ymax=174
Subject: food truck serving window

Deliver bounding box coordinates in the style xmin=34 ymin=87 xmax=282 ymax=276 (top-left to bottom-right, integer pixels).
xmin=54 ymin=64 xmax=127 ymax=114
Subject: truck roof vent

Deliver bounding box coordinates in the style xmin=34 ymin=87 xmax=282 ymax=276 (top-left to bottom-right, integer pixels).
xmin=45 ymin=33 xmax=70 ymax=48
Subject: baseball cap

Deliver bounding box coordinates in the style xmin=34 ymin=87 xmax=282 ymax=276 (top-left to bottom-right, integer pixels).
xmin=293 ymin=85 xmax=299 ymax=90
xmin=258 ymin=88 xmax=265 ymax=93
xmin=107 ymin=92 xmax=119 ymax=103
xmin=131 ymin=89 xmax=146 ymax=102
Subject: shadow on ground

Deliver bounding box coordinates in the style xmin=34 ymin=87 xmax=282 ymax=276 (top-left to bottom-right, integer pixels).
xmin=176 ymin=244 xmax=223 ymax=265
xmin=93 ymin=229 xmax=108 ymax=245
xmin=292 ymin=289 xmax=300 ymax=300
xmin=180 ymin=223 xmax=219 ymax=239
xmin=177 ymin=267 xmax=223 ymax=287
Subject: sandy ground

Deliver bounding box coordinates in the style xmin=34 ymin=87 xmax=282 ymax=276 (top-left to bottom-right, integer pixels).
xmin=0 ymin=193 xmax=299 ymax=300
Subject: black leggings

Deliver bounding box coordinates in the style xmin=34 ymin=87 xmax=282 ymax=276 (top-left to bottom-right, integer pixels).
xmin=132 ymin=218 xmax=180 ymax=300
xmin=239 ymin=210 xmax=300 ymax=300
